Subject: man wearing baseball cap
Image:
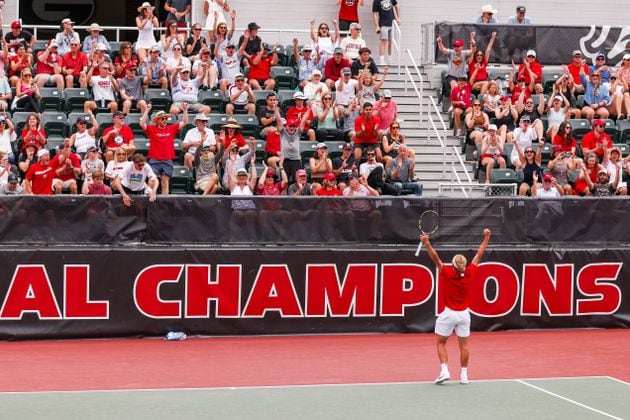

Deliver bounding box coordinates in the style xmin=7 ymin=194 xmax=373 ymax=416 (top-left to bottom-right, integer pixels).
xmin=507 ymin=6 xmax=532 ymax=24
xmin=5 ymin=20 xmax=35 ymax=56
xmin=140 ymin=101 xmax=189 ymax=195
xmin=84 ymin=61 xmax=119 ymax=113
xmin=324 ymin=47 xmax=351 ymax=90
xmin=531 ymin=173 xmax=562 ymax=198
xmin=34 ymin=40 xmax=64 ymax=89
xmin=436 ymin=34 xmax=472 ymax=99
xmin=581 ymin=119 xmax=613 ymax=161
xmin=55 ymin=18 xmax=79 ymax=56
xmin=119 ymin=62 xmax=148 ymax=115
xmin=585 ymin=167 xmax=620 ymax=197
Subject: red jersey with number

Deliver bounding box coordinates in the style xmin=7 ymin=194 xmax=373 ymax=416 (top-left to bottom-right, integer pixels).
xmin=145 ymin=123 xmax=180 ymax=160
xmin=440 ymin=263 xmax=478 ymax=311
xmin=103 ymin=125 xmax=134 ymax=148
xmin=25 ymin=162 xmax=54 ymax=195
xmin=339 ymin=0 xmax=360 ymax=21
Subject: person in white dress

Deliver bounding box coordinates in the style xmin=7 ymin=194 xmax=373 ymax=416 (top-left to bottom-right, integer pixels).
xmin=135 ymin=2 xmax=159 ymax=63
xmin=204 ymin=0 xmax=230 ymax=32
xmin=310 ymin=19 xmax=339 ymax=62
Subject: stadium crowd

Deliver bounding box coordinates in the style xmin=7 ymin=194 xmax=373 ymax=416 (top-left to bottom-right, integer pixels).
xmin=441 ymin=4 xmax=630 ymax=197
xmin=0 ymin=0 xmax=423 ymax=201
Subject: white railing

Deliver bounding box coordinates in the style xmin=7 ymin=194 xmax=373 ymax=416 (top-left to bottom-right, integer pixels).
xmin=391 ymin=20 xmax=402 ymax=77
xmin=438 ymin=182 xmax=517 ymax=197
xmin=403 ymin=48 xmax=424 ymax=126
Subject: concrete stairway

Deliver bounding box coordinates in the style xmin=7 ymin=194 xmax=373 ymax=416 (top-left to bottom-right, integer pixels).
xmin=382 ymin=65 xmax=473 ymax=196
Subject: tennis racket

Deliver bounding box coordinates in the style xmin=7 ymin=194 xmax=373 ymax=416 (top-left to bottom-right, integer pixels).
xmin=415 ymin=210 xmax=440 ymax=256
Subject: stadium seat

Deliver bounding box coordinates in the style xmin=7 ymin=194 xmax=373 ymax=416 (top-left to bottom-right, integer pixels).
xmin=490 ymin=168 xmax=518 ymax=184
xmin=64 ymin=88 xmax=91 ymax=113
xmin=198 ymin=90 xmax=226 ymax=113
xmin=614 ymin=143 xmax=629 ymax=156
xmin=232 ymin=114 xmax=260 ymax=137
xmin=270 ymin=66 xmax=298 ymax=90
xmin=300 ymin=140 xmax=318 ymax=162
xmin=169 ymin=165 xmax=194 ymax=194
xmin=540 ymin=142 xmax=553 ymax=165
xmin=135 ymin=139 xmax=151 ymax=156
xmin=39 ymin=87 xmax=64 ymax=112
xmin=601 ymin=119 xmax=618 ymax=140
xmin=532 ymin=94 xmax=548 ymax=107
xmin=95 ymin=113 xmax=114 ymax=137
xmin=275 ymin=44 xmax=289 ymax=66
xmin=617 ymin=120 xmax=630 ymax=143
xmin=124 ymin=113 xmax=147 ymax=139
xmin=208 ymin=113 xmax=229 ymax=132
xmin=41 ymin=111 xmax=68 ymax=138
xmin=10 ymin=112 xmax=31 ymax=132
xmin=145 ymin=89 xmax=172 ymax=112
xmin=327 ymin=141 xmax=345 ymax=159
xmin=568 ymin=119 xmax=591 ymax=142
xmin=254 ymin=139 xmax=266 ymax=160
xmin=277 ymin=89 xmax=295 ymax=113
xmin=542 ymin=71 xmax=561 ymax=94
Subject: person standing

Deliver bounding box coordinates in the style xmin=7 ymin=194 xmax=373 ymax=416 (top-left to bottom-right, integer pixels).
xmin=338 ymin=0 xmax=364 ymax=34
xmin=372 ymin=0 xmax=399 ymax=65
xmin=421 ymin=228 xmax=492 ymax=385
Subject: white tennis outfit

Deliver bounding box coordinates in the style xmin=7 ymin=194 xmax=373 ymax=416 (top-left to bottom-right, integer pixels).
xmin=434 ymin=307 xmax=471 ymax=337
xmin=205 ymin=0 xmax=227 ymax=29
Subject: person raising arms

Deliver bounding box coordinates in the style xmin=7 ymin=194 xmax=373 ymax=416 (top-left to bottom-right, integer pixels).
xmin=421 ymin=228 xmax=492 ymax=385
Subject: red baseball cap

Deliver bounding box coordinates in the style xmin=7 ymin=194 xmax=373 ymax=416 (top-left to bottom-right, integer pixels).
xmin=11 ymin=21 xmax=21 ymax=29
xmin=592 ymin=119 xmax=606 ymax=127
xmin=453 ymin=40 xmax=464 ymax=47
xmin=543 ymin=173 xmax=552 ymax=181
xmin=324 ymin=172 xmax=336 ymax=181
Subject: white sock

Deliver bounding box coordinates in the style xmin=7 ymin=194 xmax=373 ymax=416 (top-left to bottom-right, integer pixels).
xmin=441 ymin=363 xmax=449 ymax=373
xmin=461 ymin=367 xmax=468 ymax=376
xmin=379 ymin=55 xmax=385 ymax=62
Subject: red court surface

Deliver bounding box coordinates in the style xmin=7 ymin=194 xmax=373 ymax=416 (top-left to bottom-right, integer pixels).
xmin=1 ymin=329 xmax=628 ymax=392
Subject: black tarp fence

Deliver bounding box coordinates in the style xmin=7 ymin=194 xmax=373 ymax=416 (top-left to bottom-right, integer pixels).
xmin=434 ymin=22 xmax=630 ymax=65
xmin=0 ymin=196 xmax=629 ymax=246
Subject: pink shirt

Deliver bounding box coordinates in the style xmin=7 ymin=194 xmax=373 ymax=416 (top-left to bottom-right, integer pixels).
xmin=373 ymin=99 xmax=397 ymax=131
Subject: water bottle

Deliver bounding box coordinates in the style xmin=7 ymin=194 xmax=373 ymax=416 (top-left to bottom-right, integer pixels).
xmin=165 ymin=331 xmax=187 ymax=341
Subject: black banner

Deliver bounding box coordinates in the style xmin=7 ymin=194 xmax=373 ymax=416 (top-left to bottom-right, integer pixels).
xmin=435 ymin=22 xmax=630 ymax=65
xmin=0 ymin=247 xmax=628 ymax=340
xmin=3 ymin=196 xmax=630 ymax=246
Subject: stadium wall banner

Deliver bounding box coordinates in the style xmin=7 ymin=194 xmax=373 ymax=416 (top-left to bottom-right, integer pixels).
xmin=0 ymin=248 xmax=627 ymax=340
xmin=434 ymin=22 xmax=630 ymax=65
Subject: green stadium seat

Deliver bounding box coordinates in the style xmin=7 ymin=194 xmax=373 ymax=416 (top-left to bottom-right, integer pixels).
xmin=232 ymin=114 xmax=260 ymax=137
xmin=41 ymin=111 xmax=68 ymax=138
xmin=39 ymin=87 xmax=64 ymax=112
xmin=64 ymin=88 xmax=91 ymax=113
xmin=198 ymin=89 xmax=226 ymax=113
xmin=270 ymin=66 xmax=298 ymax=90
xmin=169 ymin=165 xmax=194 ymax=194
xmin=568 ymin=119 xmax=591 ymax=142
xmin=145 ymin=88 xmax=172 ymax=112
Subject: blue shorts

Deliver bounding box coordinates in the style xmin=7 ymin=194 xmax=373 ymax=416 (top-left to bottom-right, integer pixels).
xmin=149 ymin=159 xmax=173 ymax=177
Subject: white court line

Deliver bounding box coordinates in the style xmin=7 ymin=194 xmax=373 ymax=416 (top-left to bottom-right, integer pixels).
xmin=0 ymin=376 xmax=612 ymax=395
xmin=606 ymin=376 xmax=630 ymax=386
xmin=516 ymin=379 xmax=624 ymax=420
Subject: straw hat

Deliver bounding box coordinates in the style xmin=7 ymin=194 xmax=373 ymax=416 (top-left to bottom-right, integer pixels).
xmin=222 ymin=118 xmax=242 ymax=129
xmin=151 ymin=111 xmax=171 ymax=123
xmin=137 ymin=2 xmax=155 ymax=12
xmin=86 ymin=23 xmax=104 ymax=32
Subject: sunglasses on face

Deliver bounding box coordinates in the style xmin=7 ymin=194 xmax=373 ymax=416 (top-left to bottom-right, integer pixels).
xmin=366 ymin=153 xmax=375 ymax=156
xmin=525 ymin=150 xmax=534 ymax=154
xmin=391 ymin=126 xmax=400 ymax=129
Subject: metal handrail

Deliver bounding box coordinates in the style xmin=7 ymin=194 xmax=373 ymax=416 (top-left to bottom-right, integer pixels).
xmin=450 ymin=146 xmax=473 ymax=183
xmin=391 ymin=20 xmax=402 ymax=77
xmin=403 ymin=49 xmax=424 ymax=126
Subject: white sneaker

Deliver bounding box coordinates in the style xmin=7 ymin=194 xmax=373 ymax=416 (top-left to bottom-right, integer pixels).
xmin=379 ymin=56 xmax=386 ymax=65
xmin=434 ymin=371 xmax=450 ymax=384
xmin=455 ymin=129 xmax=463 ymax=138
xmin=460 ymin=374 xmax=469 ymax=384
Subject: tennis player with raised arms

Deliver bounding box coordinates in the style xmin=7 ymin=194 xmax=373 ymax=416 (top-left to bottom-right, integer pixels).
xmin=421 ymin=228 xmax=492 ymax=385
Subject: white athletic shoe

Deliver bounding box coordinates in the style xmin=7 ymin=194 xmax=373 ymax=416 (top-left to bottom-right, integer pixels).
xmin=434 ymin=371 xmax=450 ymax=384
xmin=460 ymin=374 xmax=469 ymax=384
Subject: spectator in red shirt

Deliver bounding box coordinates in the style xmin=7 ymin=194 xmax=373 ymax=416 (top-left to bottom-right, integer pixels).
xmin=35 ymin=40 xmax=64 ymax=89
xmin=140 ymin=102 xmax=189 ymax=194
xmin=338 ymin=0 xmax=364 ymax=33
xmin=581 ymin=119 xmax=613 ymax=161
xmin=286 ymin=91 xmax=316 ymax=141
xmin=51 ymin=141 xmax=81 ymax=194
xmin=324 ymin=47 xmax=351 ymax=90
xmin=247 ymin=41 xmax=278 ymax=90
xmin=8 ymin=44 xmax=33 ymax=87
xmin=62 ymin=39 xmax=88 ymax=88
xmin=20 ymin=113 xmax=47 ymax=153
xmin=24 ymin=149 xmax=54 ymax=195
xmin=354 ymin=101 xmax=381 ymax=162
xmin=315 ymin=172 xmax=342 ymax=196
xmin=101 ymin=111 xmax=136 ymax=162
xmin=422 ymin=228 xmax=492 ymax=385
xmin=84 ymin=169 xmax=112 ymax=195
xmin=565 ymin=50 xmax=589 ymax=94
xmin=517 ymin=49 xmax=542 ymax=93
xmin=257 ymin=162 xmax=288 ymax=195
xmin=450 ymin=76 xmax=472 ymax=138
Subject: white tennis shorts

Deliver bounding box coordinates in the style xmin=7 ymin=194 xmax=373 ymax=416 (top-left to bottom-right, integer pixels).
xmin=435 ymin=307 xmax=471 ymax=337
